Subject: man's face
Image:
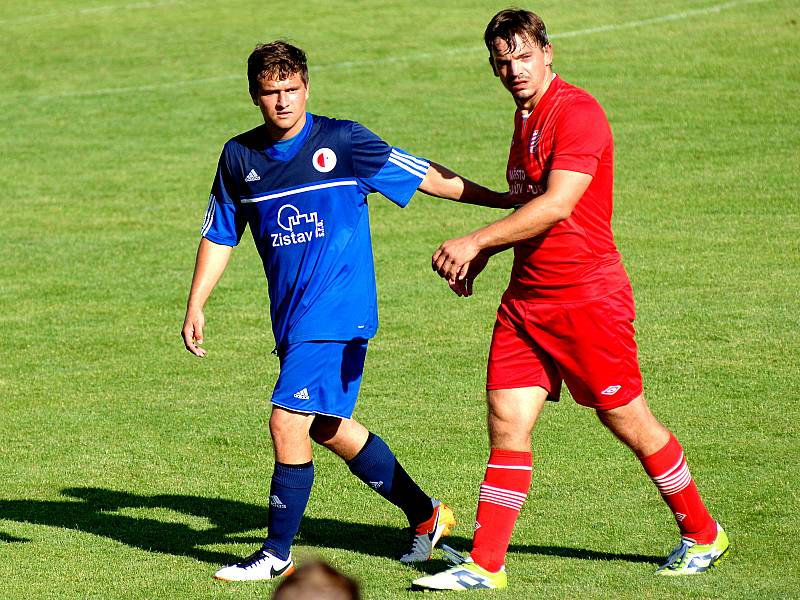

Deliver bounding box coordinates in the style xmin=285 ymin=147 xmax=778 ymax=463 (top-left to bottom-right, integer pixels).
xmin=251 ymin=72 xmax=309 ymax=140
xmin=490 ymin=34 xmax=553 ymax=110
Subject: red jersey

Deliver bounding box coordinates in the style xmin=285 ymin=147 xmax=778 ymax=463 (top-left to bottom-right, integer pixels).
xmin=505 ymin=75 xmax=629 ymax=302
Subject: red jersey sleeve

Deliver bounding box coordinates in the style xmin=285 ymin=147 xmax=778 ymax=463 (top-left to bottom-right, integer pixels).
xmin=550 ymin=97 xmax=611 ymax=177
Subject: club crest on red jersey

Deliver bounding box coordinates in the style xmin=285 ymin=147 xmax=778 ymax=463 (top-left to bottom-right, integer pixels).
xmin=312 ymin=147 xmax=337 ymax=173
xmin=529 ymin=129 xmax=540 ymax=154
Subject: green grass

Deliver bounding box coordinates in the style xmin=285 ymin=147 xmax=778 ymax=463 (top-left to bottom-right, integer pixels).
xmin=1 ymin=0 xmax=798 ymax=598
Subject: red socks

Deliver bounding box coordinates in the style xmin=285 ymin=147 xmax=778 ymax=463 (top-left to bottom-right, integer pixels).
xmin=640 ymin=433 xmax=717 ymax=543
xmin=469 ymin=435 xmax=716 ymax=571
xmin=470 ymin=449 xmax=532 ymax=572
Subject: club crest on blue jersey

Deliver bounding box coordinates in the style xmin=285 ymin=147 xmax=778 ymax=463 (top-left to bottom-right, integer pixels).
xmin=312 ymin=147 xmax=337 ymax=172
xmin=271 ymin=204 xmax=325 ymax=247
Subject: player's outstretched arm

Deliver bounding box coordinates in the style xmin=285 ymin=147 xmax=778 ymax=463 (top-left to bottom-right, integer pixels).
xmin=181 ymin=237 xmax=234 ymax=357
xmin=419 ymin=162 xmax=514 ymax=208
xmin=432 ymin=169 xmax=592 ymax=282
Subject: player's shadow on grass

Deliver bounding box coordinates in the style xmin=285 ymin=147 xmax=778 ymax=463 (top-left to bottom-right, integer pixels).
xmin=0 ymin=487 xmax=661 ymax=566
xmin=0 ymin=487 xmax=412 ymax=564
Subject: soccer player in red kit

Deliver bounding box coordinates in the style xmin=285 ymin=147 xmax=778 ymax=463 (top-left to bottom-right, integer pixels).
xmin=413 ymin=8 xmax=729 ymax=591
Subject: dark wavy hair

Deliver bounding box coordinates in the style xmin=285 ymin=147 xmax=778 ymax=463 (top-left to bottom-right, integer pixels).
xmin=247 ymin=40 xmax=308 ymax=93
xmin=484 ymin=8 xmax=549 ymax=54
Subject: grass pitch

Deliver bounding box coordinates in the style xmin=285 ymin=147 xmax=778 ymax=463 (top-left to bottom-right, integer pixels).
xmin=1 ymin=1 xmax=798 ymax=598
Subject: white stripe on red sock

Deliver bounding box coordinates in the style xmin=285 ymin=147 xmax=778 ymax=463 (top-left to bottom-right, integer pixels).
xmin=651 ymin=453 xmax=692 ymax=495
xmin=479 ymin=483 xmax=527 ymax=511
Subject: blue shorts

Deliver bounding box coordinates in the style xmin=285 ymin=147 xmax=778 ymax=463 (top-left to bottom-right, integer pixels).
xmin=271 ymin=340 xmax=368 ymax=419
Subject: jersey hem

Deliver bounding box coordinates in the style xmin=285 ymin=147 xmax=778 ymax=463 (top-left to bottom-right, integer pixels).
xmin=502 ymin=278 xmax=629 ymax=305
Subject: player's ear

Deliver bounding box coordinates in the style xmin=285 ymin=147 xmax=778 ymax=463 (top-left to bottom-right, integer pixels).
xmin=304 ymin=80 xmax=310 ymax=100
xmin=489 ymin=56 xmax=499 ymax=77
xmin=543 ymin=43 xmax=553 ymax=68
xmin=249 ymin=88 xmax=258 ymax=106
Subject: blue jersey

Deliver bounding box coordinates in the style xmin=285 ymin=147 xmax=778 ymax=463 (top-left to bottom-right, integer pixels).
xmin=200 ymin=113 xmax=429 ymax=350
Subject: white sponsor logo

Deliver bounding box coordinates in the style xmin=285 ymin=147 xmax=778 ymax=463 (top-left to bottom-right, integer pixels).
xmin=244 ymin=168 xmax=261 ymax=182
xmin=271 ymin=204 xmax=325 ymax=247
xmin=312 ymin=147 xmax=337 ymax=173
xmin=675 ymin=512 xmax=687 ymax=522
xmin=269 ymin=495 xmax=287 ymax=509
xmin=293 ymin=387 xmax=310 ymax=400
xmin=368 ymin=481 xmax=384 ymax=490
xmin=474 ymin=521 xmax=482 ymax=531
xmin=508 ymin=167 xmax=544 ymax=197
xmin=601 ymin=385 xmax=622 ymax=396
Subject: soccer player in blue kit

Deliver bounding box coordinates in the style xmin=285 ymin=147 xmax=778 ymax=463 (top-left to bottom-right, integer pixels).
xmin=181 ymin=41 xmax=511 ymax=581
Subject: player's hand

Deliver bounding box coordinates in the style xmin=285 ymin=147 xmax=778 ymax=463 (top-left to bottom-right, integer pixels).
xmin=448 ymin=275 xmax=471 ymax=297
xmin=432 ymin=234 xmax=481 ymax=282
xmin=448 ymin=251 xmax=490 ymax=297
xmin=181 ymin=307 xmax=207 ymax=357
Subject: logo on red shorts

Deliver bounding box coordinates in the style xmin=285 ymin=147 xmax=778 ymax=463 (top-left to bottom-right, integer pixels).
xmin=601 ymin=385 xmax=622 ymax=396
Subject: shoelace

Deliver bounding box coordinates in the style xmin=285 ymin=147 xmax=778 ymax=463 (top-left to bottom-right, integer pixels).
xmin=441 ymin=544 xmax=468 ymax=566
xmin=239 ymin=550 xmax=269 ymax=569
xmin=666 ymin=539 xmax=694 ymax=568
xmin=406 ymin=536 xmax=425 ymax=555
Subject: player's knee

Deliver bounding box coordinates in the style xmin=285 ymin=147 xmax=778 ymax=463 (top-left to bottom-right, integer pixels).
xmin=486 ymin=388 xmax=543 ymax=443
xmin=596 ymin=396 xmax=671 ymax=455
xmin=487 ymin=411 xmax=533 ymax=450
xmin=269 ymin=408 xmax=311 ymax=441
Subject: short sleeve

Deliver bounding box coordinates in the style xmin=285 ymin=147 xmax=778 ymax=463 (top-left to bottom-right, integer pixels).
xmin=200 ymin=146 xmax=248 ymax=246
xmin=351 ymin=122 xmax=430 ymax=207
xmin=550 ymin=98 xmax=611 ymax=177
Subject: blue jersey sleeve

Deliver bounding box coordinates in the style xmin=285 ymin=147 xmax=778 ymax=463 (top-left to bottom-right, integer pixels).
xmin=351 ymin=123 xmax=430 ymax=208
xmin=200 ymin=146 xmax=248 ymax=246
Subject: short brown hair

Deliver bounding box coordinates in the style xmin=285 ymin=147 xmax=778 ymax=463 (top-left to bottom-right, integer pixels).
xmin=247 ymin=40 xmax=309 ymax=93
xmin=484 ymin=8 xmax=549 ymax=54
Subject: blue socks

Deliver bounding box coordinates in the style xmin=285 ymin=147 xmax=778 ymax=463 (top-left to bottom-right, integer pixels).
xmin=346 ymin=433 xmax=432 ymax=527
xmin=262 ymin=461 xmax=314 ymax=560
xmin=261 ymin=433 xmax=431 ymax=559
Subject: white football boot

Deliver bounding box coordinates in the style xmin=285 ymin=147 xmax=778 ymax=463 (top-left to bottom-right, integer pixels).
xmin=213 ymin=548 xmax=295 ymax=581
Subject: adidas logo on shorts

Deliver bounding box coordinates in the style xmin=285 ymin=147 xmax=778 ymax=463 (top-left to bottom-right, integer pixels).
xmin=293 ymin=388 xmax=310 ymax=400
xmin=244 ymin=168 xmax=261 ymax=182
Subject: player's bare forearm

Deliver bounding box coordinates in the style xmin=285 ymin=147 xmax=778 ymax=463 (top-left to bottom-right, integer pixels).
xmin=181 ymin=237 xmax=233 ymax=357
xmin=419 ymin=162 xmax=514 ymax=208
xmin=186 ymin=238 xmax=233 ymax=309
xmin=432 ymin=170 xmax=592 ymax=281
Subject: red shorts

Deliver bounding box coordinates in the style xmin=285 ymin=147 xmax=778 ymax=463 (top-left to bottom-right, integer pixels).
xmin=486 ymin=285 xmax=643 ymax=410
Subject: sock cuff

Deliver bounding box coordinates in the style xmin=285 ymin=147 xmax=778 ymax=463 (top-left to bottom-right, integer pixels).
xmin=488 ymin=448 xmax=533 ymax=467
xmin=640 ymin=433 xmax=683 ymax=475
xmin=274 ymin=461 xmax=315 ymax=488
xmin=347 ymin=432 xmax=390 ymax=471
xmin=261 ymin=542 xmax=290 ymax=561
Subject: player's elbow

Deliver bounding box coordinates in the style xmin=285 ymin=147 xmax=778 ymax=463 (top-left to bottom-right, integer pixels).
xmin=547 ymin=199 xmax=575 ymax=223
